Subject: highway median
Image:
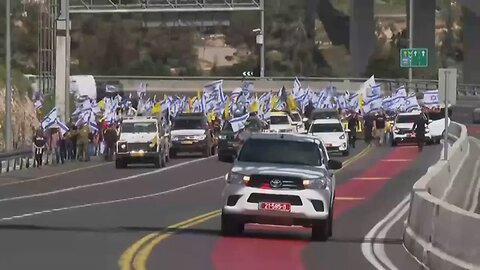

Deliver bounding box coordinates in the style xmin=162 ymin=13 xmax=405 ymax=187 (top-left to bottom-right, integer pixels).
xmin=404 ymin=122 xmax=480 ymax=270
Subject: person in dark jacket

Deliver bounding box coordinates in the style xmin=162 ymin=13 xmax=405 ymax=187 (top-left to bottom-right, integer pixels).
xmin=103 ymin=125 xmax=118 ymax=161
xmin=347 ymin=111 xmax=358 ymax=148
xmin=363 ymin=113 xmax=374 ymax=144
xmin=412 ymin=114 xmax=427 ymax=151
xmin=33 ymin=130 xmax=47 ymax=168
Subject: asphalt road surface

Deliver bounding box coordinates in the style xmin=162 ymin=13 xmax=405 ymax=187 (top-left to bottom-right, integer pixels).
xmin=0 ymin=104 xmax=477 ymax=270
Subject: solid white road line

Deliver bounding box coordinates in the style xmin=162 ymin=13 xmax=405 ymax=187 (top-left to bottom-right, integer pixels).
xmin=361 ymin=195 xmax=410 ymax=270
xmin=0 ymin=176 xmax=223 ymax=222
xmin=0 ymin=156 xmax=216 ymax=203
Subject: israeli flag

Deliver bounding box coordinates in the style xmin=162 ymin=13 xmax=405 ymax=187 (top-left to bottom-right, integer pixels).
xmin=423 ymin=90 xmax=440 ymax=108
xmin=41 ymin=107 xmax=58 ymax=129
xmin=56 ymin=119 xmax=70 ymax=136
xmin=230 ymin=112 xmax=250 ymax=133
xmin=403 ymin=94 xmax=420 ymax=112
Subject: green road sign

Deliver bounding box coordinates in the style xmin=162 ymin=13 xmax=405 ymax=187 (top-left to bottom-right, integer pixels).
xmin=400 ymin=48 xmax=428 ymax=68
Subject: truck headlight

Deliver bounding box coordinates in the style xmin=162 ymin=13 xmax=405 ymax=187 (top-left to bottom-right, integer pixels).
xmin=192 ymin=135 xmax=206 ymax=140
xmin=303 ymin=178 xmax=328 ymax=189
xmin=225 ymin=172 xmax=249 ymax=185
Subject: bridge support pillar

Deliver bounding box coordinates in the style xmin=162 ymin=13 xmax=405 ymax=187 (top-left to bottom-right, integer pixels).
xmin=407 ymin=0 xmax=436 ymax=79
xmin=349 ymin=0 xmax=375 ymax=77
xmin=462 ymin=7 xmax=480 ymax=84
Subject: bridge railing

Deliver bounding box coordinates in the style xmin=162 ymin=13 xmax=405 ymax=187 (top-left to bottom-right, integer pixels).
xmin=404 ymin=123 xmax=480 ymax=269
xmin=91 ymin=75 xmax=480 ymax=96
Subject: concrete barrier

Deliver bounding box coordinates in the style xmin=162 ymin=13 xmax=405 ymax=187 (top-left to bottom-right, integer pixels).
xmin=404 ymin=123 xmax=480 ymax=270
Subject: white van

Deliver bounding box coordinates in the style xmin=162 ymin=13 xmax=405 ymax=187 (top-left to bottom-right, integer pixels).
xmin=425 ymin=105 xmax=452 ymax=144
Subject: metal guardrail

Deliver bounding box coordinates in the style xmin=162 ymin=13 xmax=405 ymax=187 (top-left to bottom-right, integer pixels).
xmin=0 ymin=148 xmax=56 ymax=174
xmin=90 ymin=75 xmax=480 ymax=96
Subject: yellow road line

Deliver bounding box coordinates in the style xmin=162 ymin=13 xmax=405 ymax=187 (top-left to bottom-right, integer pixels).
xmin=335 ymin=197 xmax=365 ymax=201
xmin=119 ymin=210 xmax=221 ymax=270
xmin=382 ymin=159 xmax=412 ymax=162
xmin=119 ymin=144 xmax=374 ymax=270
xmin=352 ymin=177 xmax=390 ymax=181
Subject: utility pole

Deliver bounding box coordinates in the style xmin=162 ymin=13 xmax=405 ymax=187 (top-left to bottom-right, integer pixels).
xmin=408 ymin=0 xmax=413 ymax=85
xmin=260 ymin=0 xmax=265 ymax=77
xmin=5 ymin=0 xmax=13 ymax=151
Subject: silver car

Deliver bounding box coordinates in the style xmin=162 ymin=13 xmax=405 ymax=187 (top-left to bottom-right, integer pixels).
xmin=221 ymin=133 xmax=343 ymax=241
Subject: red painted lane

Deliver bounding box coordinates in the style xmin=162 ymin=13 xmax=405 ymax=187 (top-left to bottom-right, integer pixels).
xmin=211 ymin=146 xmax=419 ymax=270
xmin=467 ymin=125 xmax=480 ymax=134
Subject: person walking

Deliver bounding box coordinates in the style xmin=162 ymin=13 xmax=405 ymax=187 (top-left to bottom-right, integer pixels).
xmin=50 ymin=128 xmax=61 ymax=164
xmin=347 ymin=111 xmax=358 ymax=148
xmin=103 ymin=124 xmax=118 ymax=161
xmin=33 ymin=130 xmax=46 ymax=168
xmin=412 ymin=113 xmax=427 ymax=152
xmin=374 ymin=112 xmax=387 ymax=146
xmin=78 ymin=124 xmax=90 ymax=161
xmin=363 ymin=113 xmax=374 ymax=144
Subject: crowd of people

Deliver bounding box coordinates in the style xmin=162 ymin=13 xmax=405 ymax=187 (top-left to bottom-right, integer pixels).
xmin=32 ymin=121 xmax=120 ymax=168
xmin=302 ymin=101 xmax=427 ymax=150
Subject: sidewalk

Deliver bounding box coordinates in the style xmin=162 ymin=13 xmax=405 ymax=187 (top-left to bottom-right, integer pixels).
xmin=0 ymin=157 xmax=110 ymax=186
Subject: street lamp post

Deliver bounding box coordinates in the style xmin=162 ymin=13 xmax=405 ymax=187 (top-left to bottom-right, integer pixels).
xmin=5 ymin=0 xmax=13 ymax=151
xmin=259 ymin=0 xmax=265 ymax=77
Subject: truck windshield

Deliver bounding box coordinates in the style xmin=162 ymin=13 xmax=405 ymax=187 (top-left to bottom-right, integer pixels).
xmin=238 ymin=139 xmax=322 ymax=166
xmin=310 ymin=123 xmax=343 ymax=133
xmin=172 ymin=119 xmax=203 ymax=130
xmin=270 ymin=115 xmax=289 ymax=125
xmin=122 ymin=122 xmax=157 ymax=133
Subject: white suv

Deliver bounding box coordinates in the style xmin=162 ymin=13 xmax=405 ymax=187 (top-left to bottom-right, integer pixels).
xmin=308 ymin=119 xmax=349 ymax=156
xmin=391 ymin=111 xmax=432 ymax=146
xmin=221 ymin=133 xmax=343 ymax=241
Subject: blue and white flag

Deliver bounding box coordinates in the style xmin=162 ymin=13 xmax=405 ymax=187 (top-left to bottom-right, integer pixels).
xmin=41 ymin=107 xmax=58 ymax=129
xmin=423 ymin=90 xmax=440 ymax=108
xmin=230 ymin=112 xmax=249 ymax=133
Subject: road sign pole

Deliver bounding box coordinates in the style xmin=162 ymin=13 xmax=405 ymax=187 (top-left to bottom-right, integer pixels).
xmin=408 ymin=0 xmax=413 ymax=86
xmin=260 ymin=0 xmax=265 ymax=78
xmin=443 ymin=69 xmax=449 ymax=161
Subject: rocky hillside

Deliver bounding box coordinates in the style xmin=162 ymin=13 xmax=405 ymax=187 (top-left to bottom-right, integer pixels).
xmin=0 ymin=70 xmax=39 ymax=150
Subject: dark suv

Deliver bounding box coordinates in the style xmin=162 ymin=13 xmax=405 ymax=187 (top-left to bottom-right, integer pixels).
xmin=169 ymin=113 xmax=217 ymax=157
xmin=218 ymin=116 xmax=267 ymax=162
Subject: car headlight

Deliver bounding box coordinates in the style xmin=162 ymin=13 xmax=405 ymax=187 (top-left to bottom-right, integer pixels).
xmin=171 ymin=136 xmax=179 ymax=141
xmin=303 ymin=178 xmax=328 ymax=189
xmin=117 ymin=142 xmax=127 ymax=152
xmin=192 ymin=134 xmax=207 ymax=140
xmin=219 ymin=134 xmax=227 ymax=140
xmin=394 ymin=128 xmax=400 ymax=133
xmin=339 ymin=134 xmax=345 ymax=140
xmin=225 ymin=172 xmax=249 ymax=185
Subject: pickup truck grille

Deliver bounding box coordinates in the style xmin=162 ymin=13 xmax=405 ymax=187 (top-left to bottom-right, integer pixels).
xmin=127 ymin=142 xmax=151 ymax=151
xmin=247 ymin=174 xmax=304 ymax=190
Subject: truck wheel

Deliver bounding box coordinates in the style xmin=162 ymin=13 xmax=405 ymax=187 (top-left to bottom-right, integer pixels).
xmin=153 ymin=155 xmax=162 ymax=168
xmin=311 ymin=220 xmax=329 ymax=242
xmin=221 ymin=213 xmax=244 ymax=236
xmin=115 ymin=159 xmax=126 ymax=169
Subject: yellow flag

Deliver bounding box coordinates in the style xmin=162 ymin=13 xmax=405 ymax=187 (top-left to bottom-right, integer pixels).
xmin=152 ymin=102 xmax=161 ymax=113
xmin=287 ymin=95 xmax=297 ymax=111
xmin=249 ymin=98 xmax=259 ymax=113
xmin=270 ymin=95 xmax=278 ymax=110
xmin=97 ymin=99 xmax=105 ymax=109
xmin=187 ymin=97 xmax=193 ymax=113
xmin=224 ymin=99 xmax=230 ymax=119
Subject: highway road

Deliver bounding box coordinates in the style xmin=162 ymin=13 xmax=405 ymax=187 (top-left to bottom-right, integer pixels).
xmin=0 ymin=104 xmax=477 ymax=270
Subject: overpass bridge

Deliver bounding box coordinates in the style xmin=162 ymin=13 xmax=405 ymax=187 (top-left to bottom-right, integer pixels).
xmin=91 ymin=75 xmax=480 ymax=97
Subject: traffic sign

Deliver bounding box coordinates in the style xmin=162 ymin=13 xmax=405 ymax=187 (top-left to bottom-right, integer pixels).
xmin=242 ymin=71 xmax=253 ymax=77
xmin=400 ymin=48 xmax=428 ymax=68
